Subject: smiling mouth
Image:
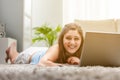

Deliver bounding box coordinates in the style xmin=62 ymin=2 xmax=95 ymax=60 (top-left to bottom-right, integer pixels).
xmin=68 ymin=45 xmax=76 ymax=49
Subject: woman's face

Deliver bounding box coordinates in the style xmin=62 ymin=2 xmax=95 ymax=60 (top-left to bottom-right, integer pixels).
xmin=63 ymin=30 xmax=82 ymax=54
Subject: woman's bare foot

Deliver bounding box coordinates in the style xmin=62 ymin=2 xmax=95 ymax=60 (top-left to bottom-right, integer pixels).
xmin=5 ymin=42 xmax=19 ymax=64
xmin=5 ymin=47 xmax=10 ymax=63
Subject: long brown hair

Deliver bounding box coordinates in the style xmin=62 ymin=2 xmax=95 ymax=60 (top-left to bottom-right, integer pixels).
xmin=57 ymin=23 xmax=84 ymax=63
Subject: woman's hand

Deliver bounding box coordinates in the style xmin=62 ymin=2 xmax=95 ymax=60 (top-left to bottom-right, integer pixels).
xmin=67 ymin=56 xmax=80 ymax=65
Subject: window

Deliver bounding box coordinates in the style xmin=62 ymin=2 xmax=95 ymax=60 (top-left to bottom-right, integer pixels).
xmin=23 ymin=0 xmax=32 ymax=49
xmin=63 ymin=0 xmax=120 ymax=24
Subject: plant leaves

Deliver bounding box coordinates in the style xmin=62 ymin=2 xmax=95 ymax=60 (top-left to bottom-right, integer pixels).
xmin=32 ymin=23 xmax=62 ymax=47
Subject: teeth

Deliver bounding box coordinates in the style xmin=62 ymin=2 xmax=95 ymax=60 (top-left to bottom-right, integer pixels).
xmin=69 ymin=46 xmax=75 ymax=49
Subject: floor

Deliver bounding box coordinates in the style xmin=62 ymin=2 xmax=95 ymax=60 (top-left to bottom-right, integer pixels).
xmin=0 ymin=64 xmax=120 ymax=80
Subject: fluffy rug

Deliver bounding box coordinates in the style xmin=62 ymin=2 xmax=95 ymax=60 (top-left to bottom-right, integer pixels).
xmin=0 ymin=64 xmax=120 ymax=80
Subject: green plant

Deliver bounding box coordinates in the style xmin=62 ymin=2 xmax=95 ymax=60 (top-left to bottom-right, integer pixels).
xmin=32 ymin=24 xmax=62 ymax=47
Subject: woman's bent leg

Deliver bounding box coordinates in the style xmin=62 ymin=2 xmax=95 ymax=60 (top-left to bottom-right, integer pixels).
xmin=5 ymin=42 xmax=19 ymax=64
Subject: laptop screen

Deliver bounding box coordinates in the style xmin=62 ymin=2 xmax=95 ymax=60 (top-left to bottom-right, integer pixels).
xmin=80 ymin=32 xmax=120 ymax=67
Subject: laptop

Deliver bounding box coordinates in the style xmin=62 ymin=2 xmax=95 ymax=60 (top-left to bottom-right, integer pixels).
xmin=80 ymin=32 xmax=120 ymax=67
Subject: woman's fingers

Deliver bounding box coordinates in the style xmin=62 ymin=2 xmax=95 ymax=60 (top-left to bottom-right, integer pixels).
xmin=67 ymin=57 xmax=73 ymax=64
xmin=67 ymin=57 xmax=80 ymax=65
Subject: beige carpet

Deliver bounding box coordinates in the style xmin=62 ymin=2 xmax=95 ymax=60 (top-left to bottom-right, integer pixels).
xmin=0 ymin=64 xmax=120 ymax=80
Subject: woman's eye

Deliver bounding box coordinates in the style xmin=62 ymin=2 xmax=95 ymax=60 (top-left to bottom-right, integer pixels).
xmin=74 ymin=38 xmax=79 ymax=40
xmin=66 ymin=37 xmax=71 ymax=40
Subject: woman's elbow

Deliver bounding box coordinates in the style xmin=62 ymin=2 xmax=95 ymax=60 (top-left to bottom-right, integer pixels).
xmin=37 ymin=58 xmax=46 ymax=66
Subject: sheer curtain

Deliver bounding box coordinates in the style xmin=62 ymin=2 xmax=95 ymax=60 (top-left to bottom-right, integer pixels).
xmin=23 ymin=0 xmax=32 ymax=49
xmin=63 ymin=0 xmax=120 ymax=24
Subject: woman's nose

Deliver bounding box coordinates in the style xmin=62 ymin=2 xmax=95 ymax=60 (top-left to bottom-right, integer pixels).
xmin=70 ymin=39 xmax=75 ymax=44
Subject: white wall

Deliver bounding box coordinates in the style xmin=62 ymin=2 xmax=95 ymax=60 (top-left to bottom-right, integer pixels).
xmin=0 ymin=0 xmax=24 ymax=52
xmin=0 ymin=0 xmax=63 ymax=51
xmin=32 ymin=0 xmax=63 ymax=28
xmin=30 ymin=0 xmax=63 ymax=47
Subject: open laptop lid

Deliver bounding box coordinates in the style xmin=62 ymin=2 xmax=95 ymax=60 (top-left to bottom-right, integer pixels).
xmin=80 ymin=32 xmax=120 ymax=67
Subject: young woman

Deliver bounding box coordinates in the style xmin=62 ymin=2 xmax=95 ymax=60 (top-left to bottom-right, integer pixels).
xmin=5 ymin=23 xmax=84 ymax=66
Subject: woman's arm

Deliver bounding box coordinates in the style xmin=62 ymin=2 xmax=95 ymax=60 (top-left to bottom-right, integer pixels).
xmin=37 ymin=44 xmax=62 ymax=67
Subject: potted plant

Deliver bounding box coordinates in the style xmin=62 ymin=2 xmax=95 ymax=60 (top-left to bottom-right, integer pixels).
xmin=32 ymin=24 xmax=62 ymax=47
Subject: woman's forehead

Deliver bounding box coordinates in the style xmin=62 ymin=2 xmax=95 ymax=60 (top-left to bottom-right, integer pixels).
xmin=64 ymin=30 xmax=80 ymax=37
xmin=65 ymin=30 xmax=79 ymax=34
